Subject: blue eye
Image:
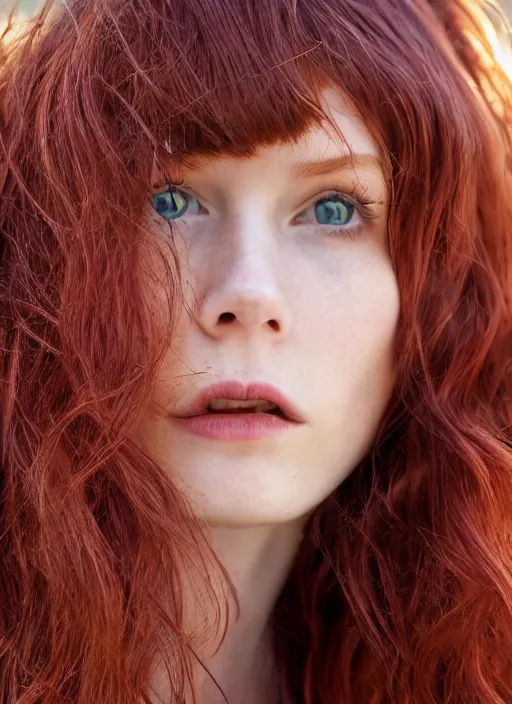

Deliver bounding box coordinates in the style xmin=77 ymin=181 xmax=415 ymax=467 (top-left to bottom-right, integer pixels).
xmin=314 ymin=196 xmax=354 ymax=226
xmin=151 ymin=188 xmax=201 ymax=222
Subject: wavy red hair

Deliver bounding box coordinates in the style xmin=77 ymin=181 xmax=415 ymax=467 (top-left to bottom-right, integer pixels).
xmin=1 ymin=0 xmax=512 ymax=702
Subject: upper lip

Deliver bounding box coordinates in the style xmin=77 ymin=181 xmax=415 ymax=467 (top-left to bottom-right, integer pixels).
xmin=173 ymin=381 xmax=306 ymax=423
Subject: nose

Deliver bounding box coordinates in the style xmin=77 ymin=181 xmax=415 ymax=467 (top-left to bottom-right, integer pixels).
xmin=195 ymin=227 xmax=292 ymax=340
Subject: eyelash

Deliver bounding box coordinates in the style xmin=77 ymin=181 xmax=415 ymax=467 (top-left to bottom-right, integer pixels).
xmin=158 ymin=179 xmax=380 ymax=239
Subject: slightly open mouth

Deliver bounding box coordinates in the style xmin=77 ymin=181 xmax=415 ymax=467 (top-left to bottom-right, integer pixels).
xmin=204 ymin=399 xmax=292 ymax=420
xmin=206 ymin=404 xmax=288 ymax=418
xmin=174 ymin=387 xmax=306 ymax=425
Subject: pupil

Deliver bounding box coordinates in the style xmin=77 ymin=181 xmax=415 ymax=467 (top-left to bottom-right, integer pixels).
xmin=315 ymin=198 xmax=353 ymax=226
xmin=152 ymin=191 xmax=187 ymax=221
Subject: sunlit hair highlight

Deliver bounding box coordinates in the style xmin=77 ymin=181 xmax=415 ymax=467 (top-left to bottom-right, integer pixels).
xmin=1 ymin=0 xmax=511 ymax=702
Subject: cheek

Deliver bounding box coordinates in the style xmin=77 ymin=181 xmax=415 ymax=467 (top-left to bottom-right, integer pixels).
xmin=296 ymin=249 xmax=399 ymax=355
xmin=297 ymin=250 xmax=400 ymax=433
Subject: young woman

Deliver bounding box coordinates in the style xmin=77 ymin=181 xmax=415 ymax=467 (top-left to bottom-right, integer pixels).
xmin=1 ymin=0 xmax=511 ymax=702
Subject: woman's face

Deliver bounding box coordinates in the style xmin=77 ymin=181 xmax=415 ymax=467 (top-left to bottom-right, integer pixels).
xmin=138 ymin=90 xmax=400 ymax=526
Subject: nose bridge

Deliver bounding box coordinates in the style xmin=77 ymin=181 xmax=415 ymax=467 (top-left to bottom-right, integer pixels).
xmin=228 ymin=214 xmax=279 ymax=290
xmin=196 ymin=211 xmax=292 ymax=338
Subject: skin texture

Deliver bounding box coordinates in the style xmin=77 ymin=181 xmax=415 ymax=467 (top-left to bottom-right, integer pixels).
xmin=139 ymin=90 xmax=400 ymax=529
xmin=139 ymin=91 xmax=400 ymax=703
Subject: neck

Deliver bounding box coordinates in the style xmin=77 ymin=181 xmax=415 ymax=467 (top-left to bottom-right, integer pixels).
xmin=147 ymin=521 xmax=305 ymax=704
xmin=197 ymin=521 xmax=304 ymax=704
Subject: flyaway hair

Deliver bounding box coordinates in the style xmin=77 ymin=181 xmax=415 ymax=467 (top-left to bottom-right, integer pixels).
xmin=1 ymin=0 xmax=512 ymax=702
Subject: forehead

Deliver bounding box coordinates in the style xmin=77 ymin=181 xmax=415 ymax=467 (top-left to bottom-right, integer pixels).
xmin=160 ymin=88 xmax=382 ymax=179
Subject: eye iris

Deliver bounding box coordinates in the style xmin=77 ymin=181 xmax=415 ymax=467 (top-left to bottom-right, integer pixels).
xmin=151 ymin=190 xmax=188 ymax=221
xmin=315 ymin=197 xmax=353 ymax=226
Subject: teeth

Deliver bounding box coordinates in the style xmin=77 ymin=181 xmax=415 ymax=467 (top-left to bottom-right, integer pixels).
xmin=208 ymin=399 xmax=278 ymax=413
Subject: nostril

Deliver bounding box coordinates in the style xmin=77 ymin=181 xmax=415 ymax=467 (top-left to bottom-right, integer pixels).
xmin=216 ymin=312 xmax=282 ymax=331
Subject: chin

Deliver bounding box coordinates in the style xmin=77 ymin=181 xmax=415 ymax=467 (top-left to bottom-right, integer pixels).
xmin=179 ymin=471 xmax=337 ymax=527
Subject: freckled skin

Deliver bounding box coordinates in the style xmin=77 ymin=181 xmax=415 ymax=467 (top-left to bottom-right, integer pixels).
xmin=137 ymin=90 xmax=400 ymax=526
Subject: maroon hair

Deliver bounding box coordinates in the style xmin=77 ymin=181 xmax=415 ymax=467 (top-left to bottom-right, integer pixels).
xmin=1 ymin=0 xmax=512 ymax=702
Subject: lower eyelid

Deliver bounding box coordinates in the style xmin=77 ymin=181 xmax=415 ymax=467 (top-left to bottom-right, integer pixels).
xmin=318 ymin=223 xmax=365 ymax=239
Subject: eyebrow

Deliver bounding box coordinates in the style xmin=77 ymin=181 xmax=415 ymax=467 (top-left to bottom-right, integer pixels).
xmin=291 ymin=153 xmax=385 ymax=179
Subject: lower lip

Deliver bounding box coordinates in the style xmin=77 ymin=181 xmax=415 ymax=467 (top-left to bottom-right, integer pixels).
xmin=171 ymin=413 xmax=300 ymax=441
